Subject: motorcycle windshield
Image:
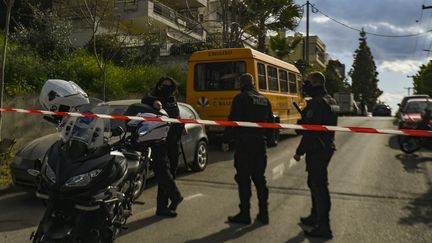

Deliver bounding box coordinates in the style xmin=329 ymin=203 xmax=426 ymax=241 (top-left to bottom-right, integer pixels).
xmin=58 ymin=103 xmax=111 ymax=149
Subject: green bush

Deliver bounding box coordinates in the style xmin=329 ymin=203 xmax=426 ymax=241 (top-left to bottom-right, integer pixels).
xmin=5 ymin=45 xmax=48 ymax=96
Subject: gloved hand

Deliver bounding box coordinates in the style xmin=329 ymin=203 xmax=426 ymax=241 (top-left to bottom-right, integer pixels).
xmin=293 ymin=154 xmax=302 ymax=161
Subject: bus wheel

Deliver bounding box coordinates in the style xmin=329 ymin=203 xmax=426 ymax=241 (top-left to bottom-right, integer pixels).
xmin=267 ymin=129 xmax=280 ymax=147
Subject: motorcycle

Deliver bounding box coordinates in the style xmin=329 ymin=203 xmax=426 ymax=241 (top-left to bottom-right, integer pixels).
xmin=399 ymin=108 xmax=432 ymax=154
xmin=28 ymin=103 xmax=169 ymax=242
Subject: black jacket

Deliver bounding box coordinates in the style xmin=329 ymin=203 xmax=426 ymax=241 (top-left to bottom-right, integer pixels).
xmin=223 ymin=87 xmax=273 ymax=143
xmin=296 ymin=87 xmax=338 ymax=155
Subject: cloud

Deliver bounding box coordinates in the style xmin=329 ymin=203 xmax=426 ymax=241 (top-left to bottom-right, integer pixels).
xmin=312 ymin=16 xmax=330 ymax=24
xmin=378 ymin=92 xmax=405 ymax=113
xmin=378 ymin=59 xmax=427 ymax=74
xmin=294 ymin=0 xmax=429 ymax=63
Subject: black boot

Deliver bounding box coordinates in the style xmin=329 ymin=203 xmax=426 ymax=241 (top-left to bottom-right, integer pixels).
xmin=300 ymin=214 xmax=317 ymax=227
xmin=169 ymin=195 xmax=184 ymax=211
xmin=304 ymin=224 xmax=333 ymax=239
xmin=256 ymin=211 xmax=269 ymax=225
xmin=256 ymin=205 xmax=269 ymax=224
xmin=228 ymin=211 xmax=251 ymax=224
xmin=156 ymin=208 xmax=177 ymax=218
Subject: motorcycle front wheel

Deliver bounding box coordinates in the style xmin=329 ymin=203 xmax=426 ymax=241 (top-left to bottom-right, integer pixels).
xmin=399 ymin=136 xmax=422 ymax=153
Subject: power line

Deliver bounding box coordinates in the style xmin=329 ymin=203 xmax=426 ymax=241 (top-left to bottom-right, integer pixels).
xmin=412 ymin=0 xmax=426 ymax=58
xmin=313 ymin=5 xmax=432 ymax=38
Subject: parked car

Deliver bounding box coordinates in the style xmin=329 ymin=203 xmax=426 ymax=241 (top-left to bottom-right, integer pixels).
xmin=395 ymin=94 xmax=429 ymax=118
xmin=372 ymin=103 xmax=392 ymax=116
xmin=397 ymin=98 xmax=429 ymax=129
xmin=10 ymin=100 xmax=209 ymax=191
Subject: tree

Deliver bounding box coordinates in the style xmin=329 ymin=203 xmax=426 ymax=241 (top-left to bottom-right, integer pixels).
xmin=324 ymin=61 xmax=345 ymax=95
xmin=413 ymin=60 xmax=432 ymax=96
xmin=0 ymin=0 xmax=15 ymax=140
xmin=245 ymin=0 xmax=302 ymax=52
xmin=12 ymin=4 xmax=73 ymax=59
xmin=66 ymin=0 xmax=122 ymax=101
xmin=268 ymin=32 xmax=302 ymax=60
xmin=349 ymin=30 xmax=382 ymax=109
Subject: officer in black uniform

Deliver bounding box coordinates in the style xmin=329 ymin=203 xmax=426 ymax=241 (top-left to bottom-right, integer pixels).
xmin=222 ymin=73 xmax=274 ymax=225
xmin=141 ymin=77 xmax=184 ymax=217
xmin=293 ymin=72 xmax=338 ymax=239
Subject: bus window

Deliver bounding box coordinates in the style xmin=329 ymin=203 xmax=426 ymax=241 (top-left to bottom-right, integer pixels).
xmin=279 ymin=70 xmax=288 ymax=93
xmin=268 ymin=66 xmax=279 ymax=91
xmin=289 ymin=72 xmax=297 ymax=94
xmin=194 ymin=61 xmax=246 ymax=91
xmin=257 ymin=62 xmax=267 ymax=90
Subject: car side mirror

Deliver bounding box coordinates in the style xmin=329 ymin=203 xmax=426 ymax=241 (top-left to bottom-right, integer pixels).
xmin=27 ymin=169 xmax=40 ymax=177
xmin=112 ymin=126 xmax=124 ymax=137
xmin=397 ymin=103 xmax=401 ymax=107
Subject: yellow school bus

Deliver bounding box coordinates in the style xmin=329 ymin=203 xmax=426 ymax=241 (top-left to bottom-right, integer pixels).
xmin=186 ymin=48 xmax=304 ymax=144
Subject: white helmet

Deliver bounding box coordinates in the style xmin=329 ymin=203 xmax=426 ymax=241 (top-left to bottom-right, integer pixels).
xmin=39 ymin=79 xmax=89 ymax=112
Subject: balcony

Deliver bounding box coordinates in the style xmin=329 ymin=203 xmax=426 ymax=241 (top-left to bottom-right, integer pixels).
xmin=158 ymin=0 xmax=207 ymax=8
xmin=116 ymin=0 xmax=205 ymax=41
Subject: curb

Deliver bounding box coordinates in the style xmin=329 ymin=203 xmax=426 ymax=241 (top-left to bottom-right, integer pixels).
xmin=0 ymin=184 xmax=16 ymax=196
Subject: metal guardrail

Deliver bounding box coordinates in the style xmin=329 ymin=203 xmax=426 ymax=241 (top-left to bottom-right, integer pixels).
xmin=152 ymin=0 xmax=203 ymax=36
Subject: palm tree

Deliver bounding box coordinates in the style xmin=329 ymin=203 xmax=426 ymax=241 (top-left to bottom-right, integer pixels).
xmin=268 ymin=32 xmax=302 ymax=60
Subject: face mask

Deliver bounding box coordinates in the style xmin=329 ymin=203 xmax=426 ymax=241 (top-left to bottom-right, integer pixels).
xmin=160 ymin=85 xmax=174 ymax=96
xmin=302 ymin=80 xmax=313 ymax=96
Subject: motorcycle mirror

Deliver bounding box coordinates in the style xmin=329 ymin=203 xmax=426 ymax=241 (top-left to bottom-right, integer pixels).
xmin=112 ymin=126 xmax=124 ymax=137
xmin=27 ymin=169 xmax=40 ymax=177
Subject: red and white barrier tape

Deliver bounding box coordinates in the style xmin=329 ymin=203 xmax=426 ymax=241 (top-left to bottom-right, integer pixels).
xmin=1 ymin=107 xmax=432 ymax=137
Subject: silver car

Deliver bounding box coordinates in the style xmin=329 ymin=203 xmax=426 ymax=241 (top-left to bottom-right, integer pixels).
xmin=10 ymin=100 xmax=209 ymax=191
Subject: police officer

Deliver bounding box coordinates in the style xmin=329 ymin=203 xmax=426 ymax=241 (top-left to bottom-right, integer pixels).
xmin=222 ymin=73 xmax=274 ymax=225
xmin=143 ymin=77 xmax=185 ymax=178
xmin=141 ymin=77 xmax=184 ymax=217
xmin=293 ymin=72 xmax=337 ymax=239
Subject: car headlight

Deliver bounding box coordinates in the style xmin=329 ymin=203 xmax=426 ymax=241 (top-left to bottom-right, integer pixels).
xmin=64 ymin=169 xmax=102 ymax=188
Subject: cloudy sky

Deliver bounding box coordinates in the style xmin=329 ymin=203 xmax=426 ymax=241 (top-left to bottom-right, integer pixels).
xmin=292 ymin=0 xmax=432 ymax=112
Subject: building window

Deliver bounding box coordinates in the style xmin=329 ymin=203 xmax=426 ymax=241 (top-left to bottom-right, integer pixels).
xmin=257 ymin=63 xmax=267 ymax=90
xmin=289 ymin=72 xmax=297 ymax=94
xmin=279 ymin=70 xmax=288 ymax=93
xmin=268 ymin=66 xmax=279 ymax=91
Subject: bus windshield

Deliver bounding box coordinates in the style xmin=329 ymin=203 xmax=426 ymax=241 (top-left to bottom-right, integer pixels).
xmin=194 ymin=61 xmax=246 ymax=91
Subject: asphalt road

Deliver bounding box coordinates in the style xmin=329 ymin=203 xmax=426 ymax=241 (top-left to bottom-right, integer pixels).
xmin=0 ymin=117 xmax=431 ymax=243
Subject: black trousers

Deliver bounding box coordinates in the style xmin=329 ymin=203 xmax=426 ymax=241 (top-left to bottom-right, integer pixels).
xmin=152 ymin=144 xmax=182 ymax=210
xmin=166 ymin=125 xmax=183 ymax=177
xmin=305 ymin=150 xmax=334 ymax=225
xmin=234 ymin=138 xmax=268 ymax=212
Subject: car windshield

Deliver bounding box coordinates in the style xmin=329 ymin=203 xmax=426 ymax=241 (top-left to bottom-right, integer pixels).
xmin=404 ymin=101 xmax=428 ymax=113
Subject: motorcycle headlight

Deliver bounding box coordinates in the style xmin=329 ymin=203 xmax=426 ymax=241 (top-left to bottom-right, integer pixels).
xmin=43 ymin=156 xmax=56 ymax=184
xmin=64 ymin=169 xmax=102 ymax=188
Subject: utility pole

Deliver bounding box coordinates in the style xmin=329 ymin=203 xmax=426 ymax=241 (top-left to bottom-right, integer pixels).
xmin=0 ymin=0 xmax=15 ymax=140
xmin=404 ymin=87 xmax=412 ymax=96
xmin=305 ymin=0 xmax=310 ymax=65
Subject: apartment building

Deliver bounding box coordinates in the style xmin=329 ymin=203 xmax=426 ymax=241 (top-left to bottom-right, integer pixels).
xmin=115 ymin=0 xmax=208 ymax=55
xmin=54 ymin=0 xmax=208 ymax=55
xmin=288 ymin=35 xmax=329 ymax=69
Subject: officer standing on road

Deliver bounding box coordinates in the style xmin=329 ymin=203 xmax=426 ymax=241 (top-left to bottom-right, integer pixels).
xmin=141 ymin=77 xmax=184 ymax=217
xmin=293 ymin=72 xmax=338 ymax=239
xmin=222 ymin=73 xmax=274 ymax=225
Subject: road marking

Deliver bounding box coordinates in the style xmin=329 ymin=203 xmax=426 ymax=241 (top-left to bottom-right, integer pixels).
xmin=184 ymin=193 xmax=204 ymax=200
xmin=272 ymin=163 xmax=286 ymax=180
xmin=272 ymin=158 xmax=299 ymax=180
